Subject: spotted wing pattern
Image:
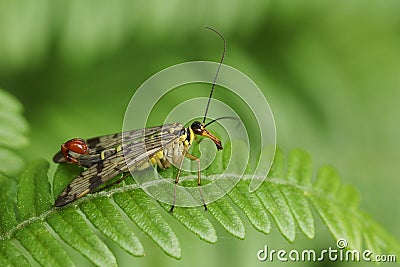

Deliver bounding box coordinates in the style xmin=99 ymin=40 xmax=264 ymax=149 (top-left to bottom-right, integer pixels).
xmin=54 ymin=123 xmax=184 ymax=206
xmin=52 ymin=124 xmax=167 ymax=166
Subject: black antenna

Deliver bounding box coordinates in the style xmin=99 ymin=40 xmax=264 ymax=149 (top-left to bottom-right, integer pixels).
xmin=204 ymin=116 xmax=238 ymax=128
xmin=202 ymin=27 xmax=226 ymax=124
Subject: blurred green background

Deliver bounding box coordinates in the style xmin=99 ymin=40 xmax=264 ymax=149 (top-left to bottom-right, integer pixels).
xmin=1 ymin=1 xmax=399 ymax=266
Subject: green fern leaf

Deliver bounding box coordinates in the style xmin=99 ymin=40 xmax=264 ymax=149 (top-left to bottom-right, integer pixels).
xmin=207 ymin=198 xmax=245 ymax=239
xmin=310 ymin=166 xmax=358 ymax=248
xmin=1 ymin=144 xmax=400 ymax=265
xmin=0 ymin=239 xmax=30 ymax=267
xmin=0 ymin=173 xmax=18 ymax=235
xmin=159 ymin=203 xmax=217 ymax=244
xmin=14 ymin=221 xmax=73 ymax=267
xmin=256 ymin=182 xmax=296 ymax=242
xmin=46 ymin=207 xmax=117 ymax=266
xmin=280 ymin=149 xmax=314 ymax=239
xmin=113 ymin=189 xmax=181 ymax=259
xmin=17 ymin=160 xmax=53 ymax=220
xmin=0 ymin=88 xmax=28 ymax=175
xmin=228 ymin=180 xmax=271 ymax=235
xmin=80 ymin=198 xmax=144 ymax=257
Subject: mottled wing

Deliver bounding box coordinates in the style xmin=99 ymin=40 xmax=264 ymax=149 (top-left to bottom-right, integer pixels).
xmin=53 ymin=124 xmax=175 ymax=166
xmin=85 ymin=124 xmax=166 ymax=152
xmin=54 ymin=123 xmax=184 ymax=206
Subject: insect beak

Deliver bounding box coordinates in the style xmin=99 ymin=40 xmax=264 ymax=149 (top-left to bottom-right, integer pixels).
xmin=201 ymin=129 xmax=223 ymax=150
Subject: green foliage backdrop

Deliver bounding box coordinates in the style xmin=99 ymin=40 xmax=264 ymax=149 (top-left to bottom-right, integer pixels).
xmin=0 ymin=1 xmax=399 ymax=266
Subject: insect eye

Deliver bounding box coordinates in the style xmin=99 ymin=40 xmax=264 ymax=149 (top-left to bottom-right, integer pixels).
xmin=64 ymin=138 xmax=89 ymax=155
xmin=190 ymin=121 xmax=203 ymax=134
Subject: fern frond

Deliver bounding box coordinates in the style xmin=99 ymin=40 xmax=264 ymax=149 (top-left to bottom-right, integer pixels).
xmin=0 ymin=88 xmax=28 ymax=175
xmin=0 ymin=147 xmax=399 ymax=265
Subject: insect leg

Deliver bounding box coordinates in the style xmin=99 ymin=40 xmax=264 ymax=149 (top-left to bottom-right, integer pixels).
xmin=170 ymin=149 xmax=187 ymax=212
xmin=185 ymin=153 xmax=207 ymax=211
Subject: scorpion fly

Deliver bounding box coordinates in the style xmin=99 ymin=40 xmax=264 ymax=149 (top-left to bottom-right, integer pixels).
xmin=53 ymin=27 xmax=227 ymax=212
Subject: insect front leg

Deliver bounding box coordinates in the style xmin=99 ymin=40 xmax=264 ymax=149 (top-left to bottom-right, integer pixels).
xmin=185 ymin=153 xmax=207 ymax=211
xmin=170 ymin=148 xmax=207 ymax=212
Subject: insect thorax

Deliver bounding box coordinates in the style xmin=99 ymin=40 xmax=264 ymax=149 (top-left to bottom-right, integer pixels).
xmin=162 ymin=126 xmax=193 ymax=166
